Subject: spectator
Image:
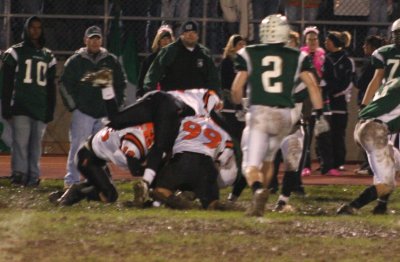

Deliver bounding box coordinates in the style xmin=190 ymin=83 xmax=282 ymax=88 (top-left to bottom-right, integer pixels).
xmin=59 ymin=25 xmax=126 ymax=189
xmin=323 ymin=31 xmax=355 ymax=171
xmin=219 ymin=34 xmax=247 ymax=202
xmin=2 ymin=16 xmax=56 ymax=186
xmin=288 ymin=30 xmax=300 ymax=48
xmin=220 ymin=34 xmax=246 ymax=139
xmin=143 ymin=20 xmax=221 ymax=95
xmin=137 ymin=25 xmax=174 ymax=97
xmin=354 ymin=35 xmax=386 ymax=176
xmin=299 ymin=26 xmax=338 ymax=177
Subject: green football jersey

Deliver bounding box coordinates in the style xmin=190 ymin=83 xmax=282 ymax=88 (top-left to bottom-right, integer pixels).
xmin=2 ymin=43 xmax=56 ymax=121
xmin=359 ymin=78 xmax=400 ymax=133
xmin=371 ymin=44 xmax=400 ymax=82
xmin=236 ymin=44 xmax=312 ymax=108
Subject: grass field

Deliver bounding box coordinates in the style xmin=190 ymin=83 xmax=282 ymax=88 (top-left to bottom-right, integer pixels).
xmin=1 ymin=178 xmax=400 ymax=262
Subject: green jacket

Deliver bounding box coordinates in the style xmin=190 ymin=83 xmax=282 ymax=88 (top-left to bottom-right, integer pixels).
xmin=144 ymin=39 xmax=221 ymax=95
xmin=60 ymin=47 xmax=126 ymax=118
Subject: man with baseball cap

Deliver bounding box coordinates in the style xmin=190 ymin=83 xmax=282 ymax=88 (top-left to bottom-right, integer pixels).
xmin=142 ymin=20 xmax=220 ymax=95
xmin=60 ymin=25 xmax=127 ymax=189
xmin=84 ymin=25 xmax=102 ymax=38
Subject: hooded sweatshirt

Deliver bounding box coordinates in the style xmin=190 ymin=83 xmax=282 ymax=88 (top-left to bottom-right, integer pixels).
xmin=1 ymin=16 xmax=57 ymax=122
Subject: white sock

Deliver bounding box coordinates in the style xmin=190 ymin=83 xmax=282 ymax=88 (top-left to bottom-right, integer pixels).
xmin=143 ymin=168 xmax=156 ymax=184
xmin=101 ymin=85 xmax=115 ymax=100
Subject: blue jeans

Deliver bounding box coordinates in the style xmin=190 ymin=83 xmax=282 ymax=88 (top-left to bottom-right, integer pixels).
xmin=11 ymin=115 xmax=46 ymax=183
xmin=64 ymin=110 xmax=104 ymax=186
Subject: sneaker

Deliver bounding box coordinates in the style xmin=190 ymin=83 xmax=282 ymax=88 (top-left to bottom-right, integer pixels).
xmin=133 ymin=180 xmax=149 ymax=207
xmin=301 ymin=168 xmax=311 ymax=177
xmin=11 ymin=171 xmax=28 ymax=186
xmin=336 ymin=204 xmax=356 ymax=215
xmin=245 ymin=188 xmax=269 ymax=217
xmin=354 ymin=168 xmax=369 ymax=176
xmin=326 ymin=169 xmax=341 ymax=176
xmin=26 ymin=178 xmax=41 ymax=187
xmin=372 ymin=204 xmax=387 ymax=215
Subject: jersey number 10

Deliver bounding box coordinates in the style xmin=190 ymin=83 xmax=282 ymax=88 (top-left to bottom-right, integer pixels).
xmin=24 ymin=59 xmax=48 ymax=86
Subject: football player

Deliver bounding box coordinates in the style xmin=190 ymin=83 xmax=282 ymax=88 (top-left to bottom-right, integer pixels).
xmin=151 ymin=115 xmax=236 ymax=210
xmin=337 ymin=78 xmax=400 ymax=215
xmin=50 ymin=122 xmax=154 ymax=206
xmin=231 ymin=14 xmax=325 ymax=216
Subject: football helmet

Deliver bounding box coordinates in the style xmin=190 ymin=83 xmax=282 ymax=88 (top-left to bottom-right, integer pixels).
xmin=259 ymin=14 xmax=290 ymax=44
xmin=392 ymin=18 xmax=400 ymax=46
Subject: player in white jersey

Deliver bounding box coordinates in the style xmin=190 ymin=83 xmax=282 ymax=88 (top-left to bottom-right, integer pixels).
xmin=151 ymin=115 xmax=237 ymax=210
xmin=50 ymin=123 xmax=155 ymax=206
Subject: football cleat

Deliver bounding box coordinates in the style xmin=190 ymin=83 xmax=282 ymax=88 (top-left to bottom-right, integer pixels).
xmin=133 ymin=180 xmax=150 ymax=208
xmin=245 ymin=188 xmax=269 ymax=217
xmin=336 ymin=204 xmax=356 ymax=215
xmin=372 ymin=204 xmax=387 ymax=215
xmin=48 ymin=191 xmax=64 ymax=204
xmin=273 ymin=200 xmax=287 ymax=212
xmin=57 ymin=184 xmax=87 ymax=206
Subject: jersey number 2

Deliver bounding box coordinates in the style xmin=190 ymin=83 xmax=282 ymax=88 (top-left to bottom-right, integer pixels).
xmin=262 ymin=56 xmax=283 ymax=93
xmin=182 ymin=121 xmax=222 ymax=149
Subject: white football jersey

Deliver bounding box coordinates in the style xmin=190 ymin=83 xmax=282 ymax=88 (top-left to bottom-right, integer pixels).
xmin=91 ymin=123 xmax=154 ymax=169
xmin=173 ymin=116 xmax=234 ymax=167
xmin=168 ymin=88 xmax=222 ymax=116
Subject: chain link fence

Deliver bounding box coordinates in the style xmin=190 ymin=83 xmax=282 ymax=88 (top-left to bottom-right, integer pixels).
xmin=0 ymin=0 xmax=398 ymax=156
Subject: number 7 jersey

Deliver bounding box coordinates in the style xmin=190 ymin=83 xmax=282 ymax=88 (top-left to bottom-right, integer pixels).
xmin=235 ymin=44 xmax=312 ymax=108
xmin=173 ymin=116 xmax=234 ymax=167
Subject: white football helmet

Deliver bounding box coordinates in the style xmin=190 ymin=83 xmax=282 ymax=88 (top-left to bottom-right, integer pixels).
xmin=392 ymin=18 xmax=400 ymax=46
xmin=259 ymin=14 xmax=290 ymax=44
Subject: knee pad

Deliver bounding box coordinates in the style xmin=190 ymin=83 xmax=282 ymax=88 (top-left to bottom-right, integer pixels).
xmin=357 ymin=121 xmax=388 ymax=151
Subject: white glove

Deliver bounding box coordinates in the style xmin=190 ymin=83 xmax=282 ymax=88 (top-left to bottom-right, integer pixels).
xmin=314 ymin=115 xmax=330 ymax=136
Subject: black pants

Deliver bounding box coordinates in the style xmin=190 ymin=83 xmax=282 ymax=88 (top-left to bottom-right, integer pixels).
xmin=76 ymin=145 xmax=118 ymax=202
xmin=105 ymin=91 xmax=194 ymax=172
xmin=331 ymin=113 xmax=348 ymax=168
xmin=155 ymin=152 xmax=219 ymax=209
xmin=304 ymin=115 xmax=335 ymax=174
